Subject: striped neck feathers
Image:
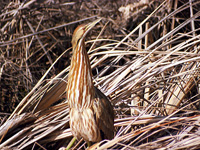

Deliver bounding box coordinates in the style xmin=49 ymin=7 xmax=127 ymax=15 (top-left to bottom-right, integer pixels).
xmin=67 ymin=39 xmax=95 ymax=110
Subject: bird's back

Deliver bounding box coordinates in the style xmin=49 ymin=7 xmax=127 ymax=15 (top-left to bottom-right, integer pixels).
xmin=92 ymin=87 xmax=114 ymax=140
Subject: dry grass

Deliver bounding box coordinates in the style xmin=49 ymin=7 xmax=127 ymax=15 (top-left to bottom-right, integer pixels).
xmin=1 ymin=0 xmax=200 ymax=149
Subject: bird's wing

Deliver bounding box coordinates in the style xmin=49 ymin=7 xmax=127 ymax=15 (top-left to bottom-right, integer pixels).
xmin=93 ymin=87 xmax=114 ymax=140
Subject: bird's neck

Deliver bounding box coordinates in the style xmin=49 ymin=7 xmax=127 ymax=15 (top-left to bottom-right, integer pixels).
xmin=67 ymin=41 xmax=95 ymax=110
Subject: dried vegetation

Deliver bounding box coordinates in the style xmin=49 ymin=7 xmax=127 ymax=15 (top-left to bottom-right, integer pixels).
xmin=1 ymin=0 xmax=200 ymax=149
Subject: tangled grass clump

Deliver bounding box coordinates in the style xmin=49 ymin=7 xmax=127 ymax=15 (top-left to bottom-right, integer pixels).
xmin=1 ymin=0 xmax=200 ymax=149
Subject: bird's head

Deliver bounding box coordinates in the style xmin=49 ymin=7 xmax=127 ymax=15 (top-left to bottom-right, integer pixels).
xmin=71 ymin=18 xmax=101 ymax=49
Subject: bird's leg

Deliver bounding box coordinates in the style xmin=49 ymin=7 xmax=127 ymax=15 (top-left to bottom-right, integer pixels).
xmin=87 ymin=141 xmax=92 ymax=147
xmin=65 ymin=137 xmax=76 ymax=150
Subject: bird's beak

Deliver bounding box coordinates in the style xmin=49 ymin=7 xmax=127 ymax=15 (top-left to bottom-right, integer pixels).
xmin=84 ymin=18 xmax=102 ymax=34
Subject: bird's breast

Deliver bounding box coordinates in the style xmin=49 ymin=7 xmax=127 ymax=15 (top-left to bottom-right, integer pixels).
xmin=69 ymin=107 xmax=101 ymax=142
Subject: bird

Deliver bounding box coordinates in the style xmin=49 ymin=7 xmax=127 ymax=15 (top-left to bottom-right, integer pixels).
xmin=66 ymin=18 xmax=114 ymax=145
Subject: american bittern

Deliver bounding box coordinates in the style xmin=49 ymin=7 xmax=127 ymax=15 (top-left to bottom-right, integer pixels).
xmin=67 ymin=18 xmax=114 ymax=144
